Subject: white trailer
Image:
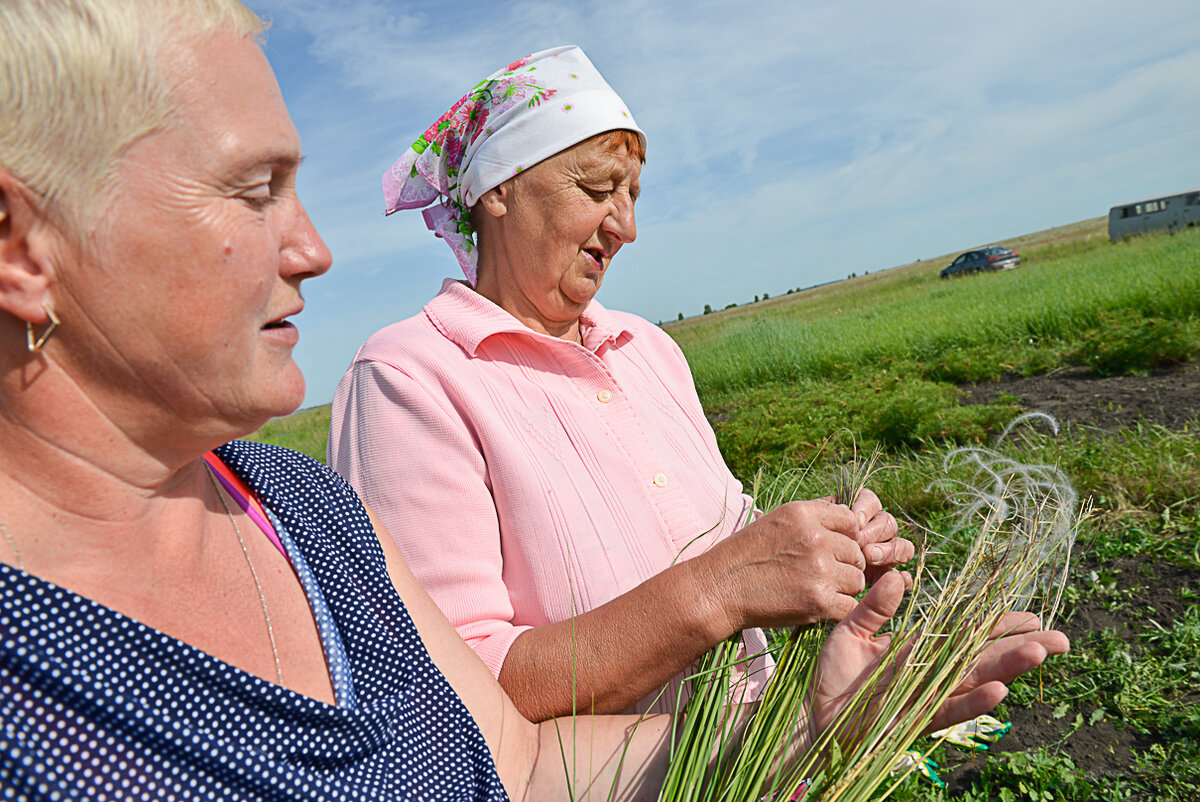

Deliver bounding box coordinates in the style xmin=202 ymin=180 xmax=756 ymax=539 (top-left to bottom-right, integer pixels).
xmin=1108 ymin=188 xmax=1200 ymax=241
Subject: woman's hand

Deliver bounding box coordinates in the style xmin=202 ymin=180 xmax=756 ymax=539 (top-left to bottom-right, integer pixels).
xmin=695 ymin=499 xmax=869 ymax=635
xmin=849 ymin=489 xmax=914 ymax=585
xmin=923 ymin=610 xmax=1068 ymax=734
xmin=808 ymin=571 xmax=1069 ymax=745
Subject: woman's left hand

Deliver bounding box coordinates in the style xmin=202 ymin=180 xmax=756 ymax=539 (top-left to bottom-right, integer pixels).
xmin=923 ymin=609 xmax=1068 ymax=735
xmin=850 ymin=489 xmax=914 ymax=585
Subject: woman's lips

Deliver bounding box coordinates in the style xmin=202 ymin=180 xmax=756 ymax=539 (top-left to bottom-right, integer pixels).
xmin=583 ymin=248 xmax=606 ymax=269
xmin=261 ymin=319 xmax=299 ymax=345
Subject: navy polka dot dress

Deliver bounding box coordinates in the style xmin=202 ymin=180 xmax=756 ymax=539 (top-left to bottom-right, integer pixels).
xmin=0 ymin=441 xmax=509 ymax=801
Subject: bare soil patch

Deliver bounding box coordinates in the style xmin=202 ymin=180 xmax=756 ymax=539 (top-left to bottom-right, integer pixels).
xmin=944 ymin=364 xmax=1198 ymax=793
xmin=961 ymin=359 xmax=1200 ymax=431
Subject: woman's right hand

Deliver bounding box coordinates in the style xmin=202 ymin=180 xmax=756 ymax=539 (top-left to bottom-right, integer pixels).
xmin=692 ymin=499 xmax=869 ymax=636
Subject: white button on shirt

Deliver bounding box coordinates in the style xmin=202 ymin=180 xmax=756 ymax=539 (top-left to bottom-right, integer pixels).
xmin=596 ymin=389 xmax=613 ymax=403
xmin=652 ymin=473 xmax=668 ymax=488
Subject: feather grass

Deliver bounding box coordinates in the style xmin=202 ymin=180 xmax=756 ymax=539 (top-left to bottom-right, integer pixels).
xmin=656 ymin=414 xmax=1081 ymax=801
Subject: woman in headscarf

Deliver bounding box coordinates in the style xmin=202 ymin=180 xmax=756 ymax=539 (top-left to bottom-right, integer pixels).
xmin=329 ymin=47 xmax=916 ymax=721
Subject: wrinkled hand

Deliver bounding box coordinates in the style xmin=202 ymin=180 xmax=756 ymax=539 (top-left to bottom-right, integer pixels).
xmin=923 ymin=609 xmax=1068 ymax=735
xmin=699 ymin=499 xmax=868 ymax=634
xmin=849 ymin=489 xmax=914 ymax=585
xmin=808 ymin=571 xmax=1069 ymax=745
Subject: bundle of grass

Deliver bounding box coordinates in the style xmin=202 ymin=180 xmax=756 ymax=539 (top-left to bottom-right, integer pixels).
xmin=657 ymin=413 xmax=1081 ymax=801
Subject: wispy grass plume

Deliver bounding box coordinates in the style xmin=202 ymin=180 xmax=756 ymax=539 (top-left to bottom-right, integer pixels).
xmin=658 ymin=415 xmax=1081 ymax=800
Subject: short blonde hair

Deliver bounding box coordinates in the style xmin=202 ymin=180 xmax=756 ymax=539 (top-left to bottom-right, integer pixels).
xmin=0 ymin=0 xmax=266 ymax=228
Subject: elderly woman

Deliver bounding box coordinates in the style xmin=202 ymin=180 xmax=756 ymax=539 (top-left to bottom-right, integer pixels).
xmin=0 ymin=3 xmax=1067 ymax=798
xmin=329 ymin=47 xmax=915 ymax=721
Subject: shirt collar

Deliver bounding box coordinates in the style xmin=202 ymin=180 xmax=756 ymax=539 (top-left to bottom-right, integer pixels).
xmin=424 ymin=278 xmax=637 ymax=356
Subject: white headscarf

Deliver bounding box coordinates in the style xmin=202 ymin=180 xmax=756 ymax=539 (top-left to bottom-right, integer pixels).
xmin=382 ymin=45 xmax=645 ymax=285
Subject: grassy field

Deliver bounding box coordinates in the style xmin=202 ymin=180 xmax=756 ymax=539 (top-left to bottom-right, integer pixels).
xmin=251 ymin=221 xmax=1200 ymax=798
xmin=676 ymin=223 xmax=1200 ymax=483
xmin=246 ymin=403 xmax=330 ymax=463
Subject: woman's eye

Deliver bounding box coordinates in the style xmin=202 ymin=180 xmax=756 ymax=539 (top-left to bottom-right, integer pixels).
xmin=241 ymin=183 xmax=277 ymax=209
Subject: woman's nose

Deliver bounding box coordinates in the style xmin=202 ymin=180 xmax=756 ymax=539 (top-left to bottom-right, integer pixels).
xmin=282 ymin=199 xmax=333 ymax=279
xmin=603 ymin=193 xmax=637 ymax=244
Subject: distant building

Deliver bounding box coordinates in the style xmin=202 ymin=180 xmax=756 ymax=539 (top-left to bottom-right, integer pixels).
xmin=1108 ymin=188 xmax=1200 ymax=241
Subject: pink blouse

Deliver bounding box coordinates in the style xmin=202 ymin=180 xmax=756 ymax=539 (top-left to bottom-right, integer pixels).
xmin=329 ymin=279 xmax=767 ymax=711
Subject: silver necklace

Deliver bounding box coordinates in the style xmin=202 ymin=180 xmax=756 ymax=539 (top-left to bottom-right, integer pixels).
xmin=206 ymin=469 xmax=284 ymax=685
xmin=0 ymin=518 xmax=24 ymax=570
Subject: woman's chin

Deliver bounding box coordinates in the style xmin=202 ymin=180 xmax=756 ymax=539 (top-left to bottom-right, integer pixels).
xmin=561 ymin=280 xmax=602 ymax=309
xmin=242 ymin=367 xmax=306 ymax=428
xmin=271 ymin=374 xmax=307 ymax=418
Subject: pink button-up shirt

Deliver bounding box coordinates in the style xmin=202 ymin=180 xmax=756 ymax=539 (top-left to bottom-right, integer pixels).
xmin=329 ymin=279 xmax=767 ymax=712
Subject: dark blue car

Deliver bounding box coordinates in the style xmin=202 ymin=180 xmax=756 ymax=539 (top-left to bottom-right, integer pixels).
xmin=939 ymin=246 xmax=1021 ymax=278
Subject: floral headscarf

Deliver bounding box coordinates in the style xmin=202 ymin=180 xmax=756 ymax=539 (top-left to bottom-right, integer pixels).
xmin=382 ymin=45 xmax=645 ymax=285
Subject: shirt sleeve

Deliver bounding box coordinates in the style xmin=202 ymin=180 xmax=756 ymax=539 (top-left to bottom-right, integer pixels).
xmin=328 ymin=359 xmax=531 ymax=677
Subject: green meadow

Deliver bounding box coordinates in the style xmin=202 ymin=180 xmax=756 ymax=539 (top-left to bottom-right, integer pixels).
xmin=251 ymin=220 xmax=1200 ymax=798
xmin=673 ymin=221 xmax=1198 ymax=476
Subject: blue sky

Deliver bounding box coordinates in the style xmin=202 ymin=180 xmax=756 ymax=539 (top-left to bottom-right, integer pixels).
xmin=245 ymin=0 xmax=1200 ymax=408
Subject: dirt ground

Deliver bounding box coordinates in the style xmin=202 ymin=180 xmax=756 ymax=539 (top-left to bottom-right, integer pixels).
xmin=935 ymin=362 xmax=1200 ymax=792
xmin=961 ymin=359 xmax=1200 ymax=431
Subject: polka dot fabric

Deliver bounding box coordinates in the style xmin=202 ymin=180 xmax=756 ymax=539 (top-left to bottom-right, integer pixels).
xmin=0 ymin=441 xmax=509 ymax=801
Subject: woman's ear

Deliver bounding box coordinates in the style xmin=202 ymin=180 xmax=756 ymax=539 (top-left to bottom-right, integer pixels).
xmin=0 ymin=172 xmax=56 ymax=323
xmin=476 ymin=183 xmax=510 ymax=219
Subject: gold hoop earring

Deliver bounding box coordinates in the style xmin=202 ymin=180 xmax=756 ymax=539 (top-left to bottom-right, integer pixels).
xmin=26 ymin=304 xmax=60 ymax=354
